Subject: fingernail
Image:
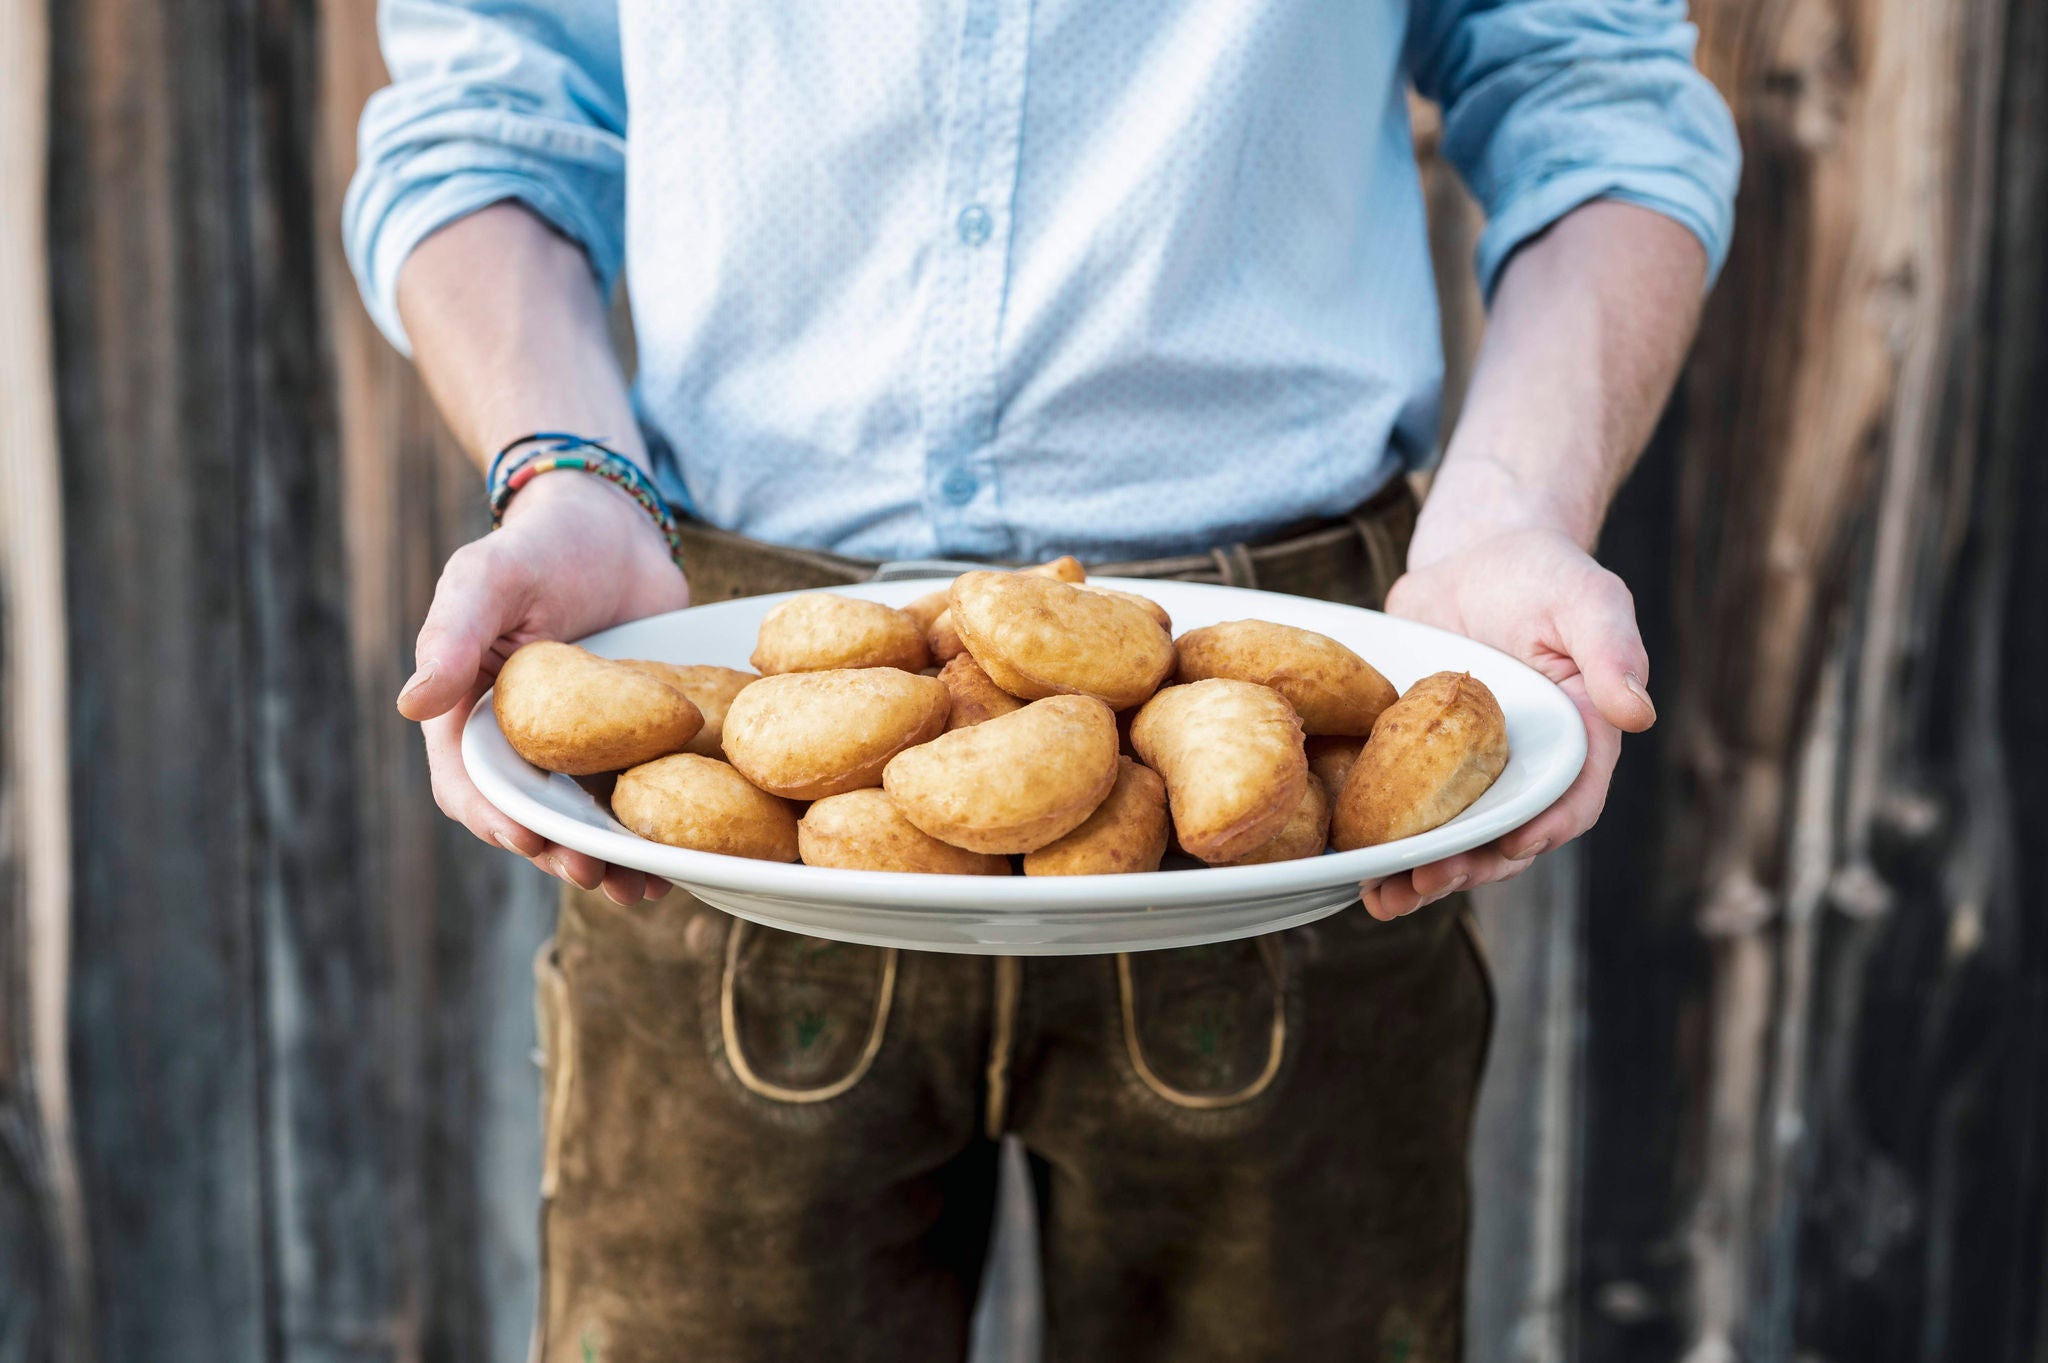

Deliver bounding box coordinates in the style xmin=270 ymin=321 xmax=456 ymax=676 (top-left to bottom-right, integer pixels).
xmin=492 ymin=831 xmax=523 ymax=855
xmin=399 ymin=664 xmax=435 ymax=701
xmin=1624 ymin=672 xmax=1657 ymax=722
xmin=1507 ymin=838 xmax=1549 ymax=862
xmin=603 ymin=882 xmax=635 ymax=907
xmin=644 ymin=878 xmax=673 ymax=901
xmin=1418 ymin=874 xmax=1469 ymax=910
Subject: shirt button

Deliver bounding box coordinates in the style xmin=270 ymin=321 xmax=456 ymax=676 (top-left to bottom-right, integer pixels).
xmin=941 ymin=469 xmax=979 ymax=505
xmin=956 ymin=204 xmax=993 ymax=247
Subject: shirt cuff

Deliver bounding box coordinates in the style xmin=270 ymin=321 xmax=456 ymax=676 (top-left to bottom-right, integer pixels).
xmin=344 ymin=135 xmax=625 ymax=355
xmin=1475 ymin=160 xmax=1738 ymax=301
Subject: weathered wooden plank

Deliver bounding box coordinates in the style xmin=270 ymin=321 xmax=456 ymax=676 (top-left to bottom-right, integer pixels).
xmin=1 ymin=0 xmax=87 ymax=1356
xmin=46 ymin=0 xmax=275 ymax=1352
xmin=310 ymin=3 xmax=556 ymax=1358
xmin=1574 ymin=0 xmax=2048 ymax=1359
xmin=1468 ymin=856 xmax=1585 ymax=1363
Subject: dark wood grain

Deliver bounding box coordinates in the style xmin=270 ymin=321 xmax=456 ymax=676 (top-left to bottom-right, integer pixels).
xmin=46 ymin=0 xmax=554 ymax=1357
xmin=1577 ymin=0 xmax=2048 ymax=1359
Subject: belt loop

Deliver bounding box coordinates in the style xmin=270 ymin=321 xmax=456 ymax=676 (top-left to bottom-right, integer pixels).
xmin=1208 ymin=543 xmax=1259 ymax=591
xmin=1348 ymin=510 xmax=1403 ymax=607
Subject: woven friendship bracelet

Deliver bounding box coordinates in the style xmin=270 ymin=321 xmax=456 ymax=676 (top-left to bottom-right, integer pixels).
xmin=488 ymin=432 xmax=689 ymax=573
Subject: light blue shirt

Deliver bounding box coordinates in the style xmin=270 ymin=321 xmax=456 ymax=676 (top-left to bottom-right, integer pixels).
xmin=345 ymin=0 xmax=1738 ymax=562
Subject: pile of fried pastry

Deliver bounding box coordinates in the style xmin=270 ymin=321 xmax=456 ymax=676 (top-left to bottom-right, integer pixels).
xmin=490 ymin=556 xmax=1510 ymax=875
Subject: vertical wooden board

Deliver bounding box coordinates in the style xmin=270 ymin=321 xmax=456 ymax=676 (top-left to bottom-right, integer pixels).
xmin=0 ymin=584 xmax=58 ymax=1363
xmin=241 ymin=0 xmax=408 ymax=1355
xmin=1788 ymin=0 xmax=2048 ymax=1353
xmin=47 ymin=0 xmax=271 ymax=1353
xmin=1466 ymin=854 xmax=1584 ymax=1363
xmin=311 ymin=1 xmax=553 ymax=1355
xmin=3 ymin=0 xmax=85 ymax=1352
xmin=1572 ymin=411 xmax=1709 ymax=1362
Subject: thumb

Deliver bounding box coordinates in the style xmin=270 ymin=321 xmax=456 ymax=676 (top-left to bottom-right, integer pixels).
xmin=399 ymin=540 xmax=529 ymax=722
xmin=1555 ymin=566 xmax=1656 ymax=734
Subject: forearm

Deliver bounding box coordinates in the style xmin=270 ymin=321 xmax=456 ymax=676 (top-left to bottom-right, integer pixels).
xmin=395 ymin=202 xmax=643 ymax=473
xmin=1412 ymin=200 xmax=1708 ymax=565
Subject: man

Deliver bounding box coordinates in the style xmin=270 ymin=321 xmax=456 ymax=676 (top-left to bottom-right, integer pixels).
xmin=346 ymin=1 xmax=1737 ymax=1358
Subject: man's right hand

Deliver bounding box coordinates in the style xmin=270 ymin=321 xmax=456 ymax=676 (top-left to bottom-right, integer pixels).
xmin=397 ymin=469 xmax=692 ymax=905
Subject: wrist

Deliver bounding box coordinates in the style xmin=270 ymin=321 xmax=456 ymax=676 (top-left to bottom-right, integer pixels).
xmin=499 ymin=464 xmax=677 ymax=565
xmin=1409 ymin=449 xmax=1602 ymax=569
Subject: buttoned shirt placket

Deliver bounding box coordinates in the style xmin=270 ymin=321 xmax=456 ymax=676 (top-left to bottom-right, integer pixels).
xmin=917 ymin=0 xmax=1033 ymax=559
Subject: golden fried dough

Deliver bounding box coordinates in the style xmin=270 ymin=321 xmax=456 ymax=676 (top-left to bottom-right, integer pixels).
xmin=939 ymin=653 xmax=1025 ymax=730
xmin=798 ymin=789 xmax=1011 ymax=875
xmin=1130 ymin=679 xmax=1307 ymax=863
xmin=493 ymin=641 xmax=703 ymax=776
xmin=1173 ymin=620 xmax=1396 ymax=735
xmin=751 ymin=593 xmax=929 ymax=674
xmin=1077 ymin=584 xmax=1171 ymax=632
xmin=949 ymin=570 xmax=1175 ymax=710
xmin=1331 ymin=672 xmax=1509 ymax=849
xmin=1023 ymin=758 xmax=1169 ymax=876
xmin=903 ymin=588 xmax=953 ymax=633
xmin=1305 ymin=735 xmax=1365 ymax=798
xmin=722 ymin=668 xmax=951 ymax=801
xmin=1025 ymin=554 xmax=1086 ymax=583
xmin=1221 ymin=772 xmax=1330 ymax=866
xmin=621 ymin=662 xmax=756 ymax=759
xmin=612 ymin=754 xmax=800 ymax=861
xmin=883 ymin=695 xmax=1120 ymax=854
xmin=927 ymin=610 xmax=969 ymax=663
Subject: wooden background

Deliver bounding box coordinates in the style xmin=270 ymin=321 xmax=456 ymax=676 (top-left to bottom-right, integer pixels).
xmin=3 ymin=0 xmax=2045 ymax=1359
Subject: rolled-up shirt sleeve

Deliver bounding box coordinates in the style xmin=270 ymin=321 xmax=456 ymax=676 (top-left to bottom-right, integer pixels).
xmin=342 ymin=0 xmax=626 ymax=354
xmin=1406 ymin=0 xmax=1740 ymax=296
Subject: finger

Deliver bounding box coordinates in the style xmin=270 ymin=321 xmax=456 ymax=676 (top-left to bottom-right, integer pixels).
xmin=539 ymin=843 xmax=606 ymax=892
xmin=1363 ymin=873 xmax=1417 ymax=919
xmin=643 ymin=876 xmax=674 ymax=902
xmin=1498 ymin=680 xmax=1624 ymax=860
xmin=1554 ymin=566 xmax=1656 ymax=733
xmin=421 ymin=692 xmax=549 ymax=858
xmin=401 ymin=540 xmax=531 ymax=722
xmin=601 ymin=864 xmax=648 ymax=906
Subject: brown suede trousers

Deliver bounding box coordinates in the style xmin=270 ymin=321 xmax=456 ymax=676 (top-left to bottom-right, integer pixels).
xmin=533 ymin=484 xmax=1493 ymax=1363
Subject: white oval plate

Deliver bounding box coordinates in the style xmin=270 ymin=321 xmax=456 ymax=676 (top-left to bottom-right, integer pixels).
xmin=463 ymin=578 xmax=1585 ymax=954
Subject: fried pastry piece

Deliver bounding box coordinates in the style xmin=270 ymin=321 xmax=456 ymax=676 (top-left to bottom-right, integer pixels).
xmin=927 ymin=610 xmax=969 ymax=663
xmin=1305 ymin=735 xmax=1365 ymax=799
xmin=751 ymin=593 xmax=929 ymax=674
xmin=1173 ymin=620 xmax=1397 ymax=735
xmin=939 ymin=653 xmax=1025 ymax=730
xmin=903 ymin=588 xmax=953 ymax=633
xmin=798 ymin=789 xmax=1012 ymax=875
xmin=1220 ymin=772 xmax=1330 ymax=866
xmin=1331 ymin=672 xmax=1509 ymax=849
xmin=1023 ymin=758 xmax=1170 ymax=876
xmin=1025 ymin=554 xmax=1086 ymax=583
xmin=1129 ymin=678 xmax=1306 ymax=863
xmin=722 ymin=668 xmax=951 ymax=801
xmin=883 ymin=695 xmax=1120 ymax=854
xmin=949 ymin=570 xmax=1175 ymax=711
xmin=621 ymin=662 xmax=756 ymax=760
xmin=1076 ymin=584 xmax=1171 ymax=632
xmin=493 ymin=641 xmax=703 ymax=776
xmin=613 ymin=754 xmax=800 ymax=861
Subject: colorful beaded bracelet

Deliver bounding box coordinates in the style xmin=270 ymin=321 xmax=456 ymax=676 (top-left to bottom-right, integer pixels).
xmin=488 ymin=432 xmax=689 ymax=573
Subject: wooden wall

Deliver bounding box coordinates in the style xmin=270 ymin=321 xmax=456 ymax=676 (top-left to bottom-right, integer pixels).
xmin=5 ymin=0 xmax=2045 ymax=1361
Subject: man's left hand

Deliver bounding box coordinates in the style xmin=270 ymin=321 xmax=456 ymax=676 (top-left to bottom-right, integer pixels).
xmin=1361 ymin=524 xmax=1657 ymax=918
